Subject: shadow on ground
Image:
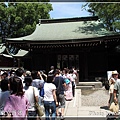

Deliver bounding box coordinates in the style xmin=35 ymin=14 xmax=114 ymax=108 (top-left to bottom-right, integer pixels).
xmin=100 ymin=106 xmax=109 ymax=110
xmin=81 ymin=89 xmax=99 ymax=95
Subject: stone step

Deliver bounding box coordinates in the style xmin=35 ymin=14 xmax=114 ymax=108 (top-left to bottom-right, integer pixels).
xmin=77 ymin=82 xmax=102 ymax=88
xmin=76 ymin=85 xmax=93 ymax=90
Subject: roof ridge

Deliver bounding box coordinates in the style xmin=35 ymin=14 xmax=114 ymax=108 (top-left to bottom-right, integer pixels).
xmin=40 ymin=16 xmax=98 ymax=24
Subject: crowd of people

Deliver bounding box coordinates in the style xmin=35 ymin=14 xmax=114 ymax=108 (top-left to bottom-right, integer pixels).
xmin=0 ymin=66 xmax=78 ymax=120
xmin=2 ymin=67 xmax=120 ymax=117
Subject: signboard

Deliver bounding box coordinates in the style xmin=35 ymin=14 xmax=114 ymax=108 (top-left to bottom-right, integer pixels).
xmin=107 ymin=71 xmax=112 ymax=80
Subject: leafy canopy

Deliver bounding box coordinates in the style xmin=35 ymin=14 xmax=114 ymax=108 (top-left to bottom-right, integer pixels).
xmin=0 ymin=2 xmax=53 ymax=39
xmin=83 ymin=2 xmax=120 ymax=32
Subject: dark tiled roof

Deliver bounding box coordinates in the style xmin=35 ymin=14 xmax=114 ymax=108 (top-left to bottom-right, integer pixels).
xmin=6 ymin=16 xmax=119 ymax=42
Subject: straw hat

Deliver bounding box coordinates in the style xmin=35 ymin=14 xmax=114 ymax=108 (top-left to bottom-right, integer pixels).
xmin=26 ymin=71 xmax=31 ymax=76
xmin=112 ymin=70 xmax=119 ymax=75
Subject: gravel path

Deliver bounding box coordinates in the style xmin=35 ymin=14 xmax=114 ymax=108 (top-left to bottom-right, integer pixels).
xmin=81 ymin=87 xmax=110 ymax=106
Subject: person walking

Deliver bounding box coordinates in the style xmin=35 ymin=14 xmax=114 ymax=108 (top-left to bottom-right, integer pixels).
xmin=0 ymin=78 xmax=10 ymax=116
xmin=23 ymin=76 xmax=39 ymax=120
xmin=31 ymin=70 xmax=45 ymax=105
xmin=109 ymin=70 xmax=119 ymax=108
xmin=15 ymin=68 xmax=25 ymax=87
xmin=31 ymin=70 xmax=44 ymax=91
xmin=4 ymin=76 xmax=29 ymax=120
xmin=109 ymin=70 xmax=119 ymax=84
xmin=64 ymin=78 xmax=73 ymax=101
xmin=43 ymin=75 xmax=58 ymax=120
xmin=108 ymin=78 xmax=116 ymax=108
xmin=48 ymin=66 xmax=55 ymax=76
xmin=69 ymin=69 xmax=77 ymax=97
xmin=53 ymin=69 xmax=66 ymax=119
xmin=113 ymin=70 xmax=120 ymax=109
xmin=62 ymin=68 xmax=73 ymax=101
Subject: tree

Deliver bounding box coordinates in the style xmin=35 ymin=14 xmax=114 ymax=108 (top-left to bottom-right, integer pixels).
xmin=0 ymin=2 xmax=53 ymax=40
xmin=83 ymin=2 xmax=120 ymax=32
xmin=0 ymin=3 xmax=8 ymax=42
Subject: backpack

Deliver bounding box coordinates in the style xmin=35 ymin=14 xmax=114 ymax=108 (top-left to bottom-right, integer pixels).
xmin=40 ymin=83 xmax=45 ymax=97
xmin=56 ymin=79 xmax=61 ymax=96
xmin=64 ymin=78 xmax=70 ymax=84
xmin=104 ymin=80 xmax=110 ymax=90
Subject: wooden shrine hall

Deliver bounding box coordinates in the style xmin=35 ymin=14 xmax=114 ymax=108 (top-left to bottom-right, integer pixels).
xmin=5 ymin=16 xmax=120 ymax=81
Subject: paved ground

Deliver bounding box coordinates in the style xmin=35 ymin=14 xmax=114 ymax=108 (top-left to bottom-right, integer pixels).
xmin=41 ymin=88 xmax=114 ymax=120
xmin=64 ymin=88 xmax=112 ymax=119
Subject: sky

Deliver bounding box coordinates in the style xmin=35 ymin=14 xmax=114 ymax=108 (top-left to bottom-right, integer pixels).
xmin=49 ymin=2 xmax=91 ymax=19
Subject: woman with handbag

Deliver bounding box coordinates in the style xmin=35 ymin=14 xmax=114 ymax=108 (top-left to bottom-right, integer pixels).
xmin=43 ymin=75 xmax=58 ymax=120
xmin=108 ymin=70 xmax=119 ymax=108
xmin=23 ymin=76 xmax=40 ymax=120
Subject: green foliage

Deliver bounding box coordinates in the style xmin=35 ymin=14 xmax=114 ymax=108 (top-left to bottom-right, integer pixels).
xmin=0 ymin=2 xmax=53 ymax=39
xmin=0 ymin=3 xmax=7 ymax=20
xmin=113 ymin=21 xmax=120 ymax=30
xmin=83 ymin=2 xmax=120 ymax=32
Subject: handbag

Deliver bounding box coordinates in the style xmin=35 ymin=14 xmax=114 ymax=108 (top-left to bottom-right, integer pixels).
xmin=33 ymin=87 xmax=44 ymax=117
xmin=109 ymin=102 xmax=119 ymax=113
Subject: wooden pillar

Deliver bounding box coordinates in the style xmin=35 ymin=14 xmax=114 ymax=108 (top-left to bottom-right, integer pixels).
xmin=76 ymin=71 xmax=79 ymax=85
xmin=79 ymin=52 xmax=84 ymax=82
xmin=17 ymin=58 xmax=20 ymax=68
xmin=79 ymin=51 xmax=89 ymax=82
xmin=84 ymin=51 xmax=88 ymax=81
xmin=46 ymin=53 xmax=50 ymax=72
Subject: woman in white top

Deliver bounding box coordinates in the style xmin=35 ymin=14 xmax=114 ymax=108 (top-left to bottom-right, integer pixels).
xmin=23 ymin=76 xmax=39 ymax=120
xmin=43 ymin=75 xmax=58 ymax=120
xmin=108 ymin=70 xmax=119 ymax=107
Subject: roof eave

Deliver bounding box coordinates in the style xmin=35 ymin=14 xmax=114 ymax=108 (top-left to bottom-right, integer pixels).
xmin=6 ymin=35 xmax=117 ymax=44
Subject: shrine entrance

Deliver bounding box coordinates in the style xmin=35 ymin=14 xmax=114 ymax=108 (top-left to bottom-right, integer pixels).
xmin=57 ymin=54 xmax=79 ymax=70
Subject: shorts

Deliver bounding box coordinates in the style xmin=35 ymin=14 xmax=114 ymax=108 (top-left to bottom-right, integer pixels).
xmin=57 ymin=94 xmax=65 ymax=108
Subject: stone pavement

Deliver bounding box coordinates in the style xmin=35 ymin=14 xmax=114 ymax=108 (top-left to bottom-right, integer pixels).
xmin=41 ymin=89 xmax=113 ymax=120
xmin=64 ymin=89 xmax=112 ymax=119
